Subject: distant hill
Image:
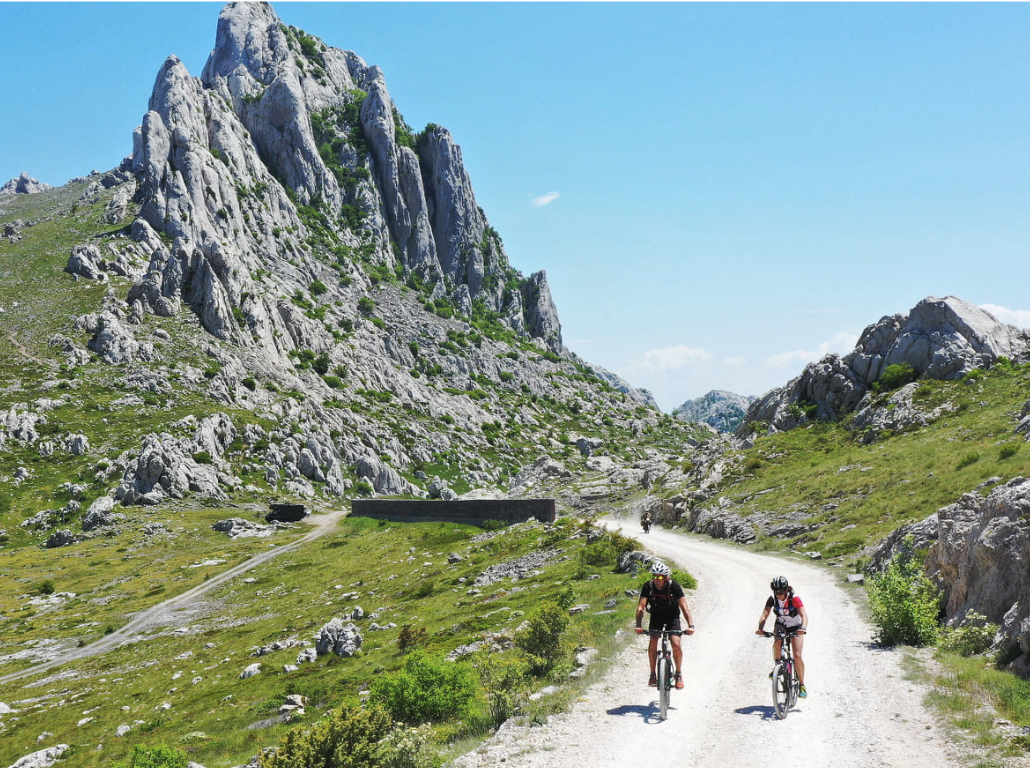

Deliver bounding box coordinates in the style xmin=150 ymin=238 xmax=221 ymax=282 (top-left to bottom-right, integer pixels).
xmin=672 ymin=390 xmax=754 ymax=432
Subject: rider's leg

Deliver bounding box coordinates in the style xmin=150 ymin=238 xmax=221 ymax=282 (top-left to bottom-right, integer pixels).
xmin=773 ymin=636 xmax=782 ymax=663
xmin=648 ymin=635 xmax=659 ymax=675
xmin=792 ymin=634 xmax=805 ymax=686
xmin=671 ymin=634 xmax=683 ymax=673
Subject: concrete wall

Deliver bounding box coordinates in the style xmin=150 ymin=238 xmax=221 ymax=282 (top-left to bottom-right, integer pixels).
xmin=350 ymin=499 xmax=556 ymax=527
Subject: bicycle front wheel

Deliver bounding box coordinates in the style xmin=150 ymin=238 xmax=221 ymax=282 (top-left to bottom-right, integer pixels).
xmin=771 ymin=662 xmax=790 ymax=719
xmin=657 ymin=656 xmax=671 ymax=720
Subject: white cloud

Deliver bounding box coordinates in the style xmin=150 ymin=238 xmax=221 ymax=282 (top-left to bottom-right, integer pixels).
xmin=531 ymin=191 xmax=560 ymax=207
xmin=763 ymin=331 xmax=859 ymax=370
xmin=630 ymin=345 xmax=713 ymax=374
xmin=980 ymin=304 xmax=1030 ymax=330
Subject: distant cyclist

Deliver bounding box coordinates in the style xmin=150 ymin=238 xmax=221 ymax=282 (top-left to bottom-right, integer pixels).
xmin=635 ymin=561 xmax=695 ymax=689
xmin=756 ymin=575 xmax=809 ymax=697
xmin=640 ymin=511 xmax=652 ymax=534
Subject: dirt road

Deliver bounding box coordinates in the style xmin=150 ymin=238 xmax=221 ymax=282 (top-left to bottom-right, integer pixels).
xmin=0 ymin=509 xmax=347 ymax=686
xmin=457 ymin=522 xmax=966 ymax=768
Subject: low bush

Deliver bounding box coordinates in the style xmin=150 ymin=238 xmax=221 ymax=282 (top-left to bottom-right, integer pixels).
xmin=474 ymin=650 xmax=530 ymax=728
xmin=259 ymin=704 xmax=391 ymax=768
xmin=368 ymin=651 xmax=477 ymax=724
xmin=939 ymin=611 xmax=999 ymax=657
xmin=868 ymin=537 xmax=941 ymax=646
xmin=115 ymin=745 xmax=188 ymax=768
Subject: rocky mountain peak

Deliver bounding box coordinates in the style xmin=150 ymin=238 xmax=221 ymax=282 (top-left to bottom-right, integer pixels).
xmin=0 ymin=171 xmax=53 ymax=195
xmin=673 ymin=390 xmax=754 ymax=433
xmin=739 ymin=295 xmax=1030 ymax=435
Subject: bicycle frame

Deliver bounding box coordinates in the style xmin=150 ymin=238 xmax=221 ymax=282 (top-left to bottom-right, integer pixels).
xmin=763 ymin=628 xmax=800 ymax=719
xmin=644 ymin=629 xmax=684 ymax=720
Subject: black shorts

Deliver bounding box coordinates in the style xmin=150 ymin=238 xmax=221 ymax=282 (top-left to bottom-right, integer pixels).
xmin=649 ymin=614 xmax=682 ymax=632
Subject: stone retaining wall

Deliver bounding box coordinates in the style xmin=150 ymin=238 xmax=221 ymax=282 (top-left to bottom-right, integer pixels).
xmin=350 ymin=499 xmax=556 ymax=527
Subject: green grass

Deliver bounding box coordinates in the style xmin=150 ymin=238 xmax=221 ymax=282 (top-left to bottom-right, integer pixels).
xmin=924 ymin=651 xmax=1030 ymax=761
xmin=0 ymin=514 xmax=665 ymax=768
xmin=691 ymin=364 xmax=1030 ymax=563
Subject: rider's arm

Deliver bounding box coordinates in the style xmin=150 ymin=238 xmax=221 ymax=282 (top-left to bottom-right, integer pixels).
xmin=798 ymin=605 xmax=809 ymax=633
xmin=678 ymin=596 xmax=695 ymax=633
xmin=756 ymin=604 xmax=772 ymax=634
xmin=635 ymin=595 xmax=649 ymax=633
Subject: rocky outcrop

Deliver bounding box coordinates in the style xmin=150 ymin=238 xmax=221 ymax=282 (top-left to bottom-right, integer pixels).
xmin=4 ymin=744 xmax=69 ymax=768
xmin=673 ymin=390 xmax=755 ymax=433
xmin=739 ymin=296 xmax=1030 ymax=435
xmin=315 ymin=618 xmax=362 ymax=657
xmin=850 ymin=381 xmax=958 ymax=443
xmin=0 ymin=172 xmax=53 ymax=196
xmin=870 ymin=478 xmax=1030 ymax=674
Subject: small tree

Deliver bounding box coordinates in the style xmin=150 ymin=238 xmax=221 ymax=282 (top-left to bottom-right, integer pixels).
xmin=868 ymin=537 xmax=941 ymax=646
xmin=474 ymin=650 xmax=530 ymax=728
xmin=514 ymin=601 xmax=569 ymax=676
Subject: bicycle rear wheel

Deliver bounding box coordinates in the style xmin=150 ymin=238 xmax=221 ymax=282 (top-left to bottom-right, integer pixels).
xmin=657 ymin=656 xmax=671 ymax=720
xmin=771 ymin=661 xmax=790 ymax=719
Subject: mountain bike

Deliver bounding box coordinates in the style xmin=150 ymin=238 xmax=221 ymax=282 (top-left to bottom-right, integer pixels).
xmin=763 ymin=627 xmax=801 ymax=719
xmin=644 ymin=629 xmax=684 ymax=720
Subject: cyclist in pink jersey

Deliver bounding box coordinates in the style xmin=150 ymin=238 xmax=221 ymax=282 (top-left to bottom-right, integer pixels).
xmin=756 ymin=575 xmax=809 ymax=697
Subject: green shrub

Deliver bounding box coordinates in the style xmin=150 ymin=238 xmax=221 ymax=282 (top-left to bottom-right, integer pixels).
xmin=868 ymin=537 xmax=941 ymax=646
xmin=474 ymin=650 xmax=530 ymax=728
xmin=514 ymin=601 xmax=569 ymax=675
xmin=241 ymin=377 xmax=257 ymax=391
xmin=358 ymin=297 xmax=376 ymax=316
xmin=877 ymin=363 xmax=918 ymax=392
xmin=323 ymin=375 xmax=342 ymax=389
xmin=36 ymin=580 xmax=56 ymax=596
xmin=310 ymin=280 xmax=328 ymax=296
xmin=368 ymin=651 xmax=476 ymax=724
xmin=379 ymin=724 xmax=442 ymax=768
xmin=939 ymin=611 xmax=999 ymax=657
xmin=192 ymin=451 xmax=213 ymax=465
xmin=956 ymin=452 xmax=980 ymax=470
xmin=259 ymin=704 xmax=391 ymax=768
xmin=1000 ymin=444 xmax=1020 ymax=460
xmin=115 ymin=745 xmax=188 ymax=768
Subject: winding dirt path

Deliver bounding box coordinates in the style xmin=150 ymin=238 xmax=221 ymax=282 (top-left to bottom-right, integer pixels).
xmin=0 ymin=509 xmax=347 ymax=686
xmin=457 ymin=522 xmax=970 ymax=768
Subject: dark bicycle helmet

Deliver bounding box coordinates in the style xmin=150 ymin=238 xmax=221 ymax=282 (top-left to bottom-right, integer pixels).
xmin=770 ymin=576 xmax=789 ymax=591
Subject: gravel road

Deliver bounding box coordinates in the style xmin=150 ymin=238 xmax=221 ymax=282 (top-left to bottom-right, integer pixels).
xmin=456 ymin=522 xmax=969 ymax=768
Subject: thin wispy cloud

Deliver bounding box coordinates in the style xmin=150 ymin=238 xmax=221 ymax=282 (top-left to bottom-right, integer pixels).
xmin=764 ymin=331 xmax=858 ymax=370
xmin=980 ymin=304 xmax=1030 ymax=330
xmin=531 ymin=191 xmax=560 ymax=207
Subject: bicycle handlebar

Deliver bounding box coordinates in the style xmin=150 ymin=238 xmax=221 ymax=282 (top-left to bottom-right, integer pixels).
xmin=760 ymin=628 xmax=805 ymax=638
xmin=641 ymin=629 xmax=687 ymax=636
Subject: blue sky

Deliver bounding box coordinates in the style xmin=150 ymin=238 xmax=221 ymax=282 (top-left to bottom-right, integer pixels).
xmin=2 ymin=2 xmax=1029 ymax=411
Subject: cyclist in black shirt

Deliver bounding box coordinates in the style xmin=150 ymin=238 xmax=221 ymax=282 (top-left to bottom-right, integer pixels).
xmin=635 ymin=561 xmax=695 ymax=688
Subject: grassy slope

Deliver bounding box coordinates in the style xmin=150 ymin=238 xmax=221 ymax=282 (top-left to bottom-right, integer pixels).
xmin=0 ymin=515 xmax=642 ymax=768
xmin=699 ymin=369 xmax=1030 ymax=564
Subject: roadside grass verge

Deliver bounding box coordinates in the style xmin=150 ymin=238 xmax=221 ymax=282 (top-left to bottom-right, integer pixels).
xmin=924 ymin=652 xmax=1030 ymax=764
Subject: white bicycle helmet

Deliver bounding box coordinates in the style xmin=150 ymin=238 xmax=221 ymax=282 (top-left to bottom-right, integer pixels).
xmin=651 ymin=562 xmax=672 ymax=578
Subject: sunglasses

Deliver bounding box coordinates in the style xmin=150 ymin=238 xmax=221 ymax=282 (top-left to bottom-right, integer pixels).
xmin=774 ymin=589 xmax=788 ymax=595
xmin=652 ymin=574 xmax=668 ymax=580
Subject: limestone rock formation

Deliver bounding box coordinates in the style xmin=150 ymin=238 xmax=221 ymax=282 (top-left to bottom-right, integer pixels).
xmin=739 ymin=296 xmax=1030 ymax=435
xmin=0 ymin=172 xmax=53 ymax=196
xmin=869 ymin=477 xmax=1030 ymax=674
xmin=315 ymin=618 xmax=362 ymax=657
xmin=673 ymin=390 xmax=755 ymax=432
